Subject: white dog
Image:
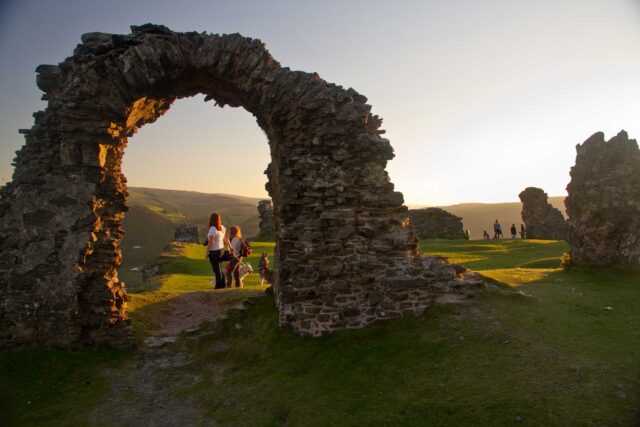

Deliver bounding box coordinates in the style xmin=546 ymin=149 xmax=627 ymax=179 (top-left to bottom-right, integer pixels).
xmin=238 ymin=262 xmax=254 ymax=279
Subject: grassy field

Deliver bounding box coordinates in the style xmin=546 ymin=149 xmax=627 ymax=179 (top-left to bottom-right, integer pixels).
xmin=1 ymin=239 xmax=639 ymax=426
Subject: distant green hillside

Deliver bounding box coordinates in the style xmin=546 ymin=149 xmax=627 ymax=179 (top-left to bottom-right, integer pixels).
xmin=434 ymin=196 xmax=566 ymax=240
xmin=121 ymin=187 xmax=263 ymax=269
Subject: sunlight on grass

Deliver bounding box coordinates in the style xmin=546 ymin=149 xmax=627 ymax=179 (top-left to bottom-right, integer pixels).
xmin=421 ymin=239 xmax=568 ymax=271
xmin=125 ymin=240 xmax=275 ymax=334
xmin=428 ymin=252 xmax=488 ymax=265
xmin=147 ymin=205 xmax=186 ymax=223
xmin=144 ymin=273 xmax=213 ymax=293
xmin=481 ymin=268 xmax=561 ymax=287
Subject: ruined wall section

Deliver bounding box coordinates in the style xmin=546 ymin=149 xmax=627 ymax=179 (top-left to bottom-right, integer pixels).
xmin=408 ymin=208 xmax=467 ymax=239
xmin=518 ymin=187 xmax=567 ymax=240
xmin=174 ymin=224 xmax=199 ymax=243
xmin=565 ymin=131 xmax=640 ymax=269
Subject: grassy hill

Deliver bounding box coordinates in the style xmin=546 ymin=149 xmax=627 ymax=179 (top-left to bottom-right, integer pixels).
xmin=433 ymin=196 xmax=566 ymax=240
xmin=2 ymin=239 xmax=639 ymax=426
xmin=121 ymin=187 xmax=263 ymax=270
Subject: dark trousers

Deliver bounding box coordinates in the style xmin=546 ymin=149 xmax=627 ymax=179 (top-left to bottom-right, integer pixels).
xmin=208 ymin=250 xmax=226 ymax=289
xmin=227 ymin=256 xmax=243 ymax=288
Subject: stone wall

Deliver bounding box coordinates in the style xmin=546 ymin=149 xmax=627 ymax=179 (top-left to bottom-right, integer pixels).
xmin=174 ymin=224 xmax=199 ymax=243
xmin=255 ymin=200 xmax=276 ymax=240
xmin=0 ymin=24 xmax=483 ymax=348
xmin=408 ymin=208 xmax=467 ymax=239
xmin=565 ymin=131 xmax=640 ymax=269
xmin=518 ymin=187 xmax=567 ymax=240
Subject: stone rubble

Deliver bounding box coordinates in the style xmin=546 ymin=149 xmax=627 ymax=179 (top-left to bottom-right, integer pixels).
xmin=0 ymin=24 xmax=484 ymax=348
xmin=173 ymin=224 xmax=199 ymax=243
xmin=255 ymin=199 xmax=276 ymax=240
xmin=565 ymin=131 xmax=640 ymax=269
xmin=518 ymin=187 xmax=567 ymax=240
xmin=408 ymin=207 xmax=467 ymax=240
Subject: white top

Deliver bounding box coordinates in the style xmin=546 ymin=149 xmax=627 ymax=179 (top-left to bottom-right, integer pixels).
xmin=230 ymin=236 xmax=242 ymax=256
xmin=207 ymin=225 xmax=226 ymax=251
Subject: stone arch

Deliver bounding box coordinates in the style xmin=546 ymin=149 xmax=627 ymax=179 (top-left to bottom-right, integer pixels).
xmin=0 ymin=24 xmax=481 ymax=348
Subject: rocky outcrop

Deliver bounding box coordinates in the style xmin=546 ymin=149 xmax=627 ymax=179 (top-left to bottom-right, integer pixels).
xmin=173 ymin=224 xmax=199 ymax=243
xmin=565 ymin=131 xmax=640 ymax=269
xmin=256 ymin=200 xmax=275 ymax=240
xmin=0 ymin=24 xmax=483 ymax=348
xmin=518 ymin=187 xmax=567 ymax=240
xmin=408 ymin=208 xmax=467 ymax=239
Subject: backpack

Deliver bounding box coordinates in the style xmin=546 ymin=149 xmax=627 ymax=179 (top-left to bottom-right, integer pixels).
xmin=239 ymin=238 xmax=252 ymax=257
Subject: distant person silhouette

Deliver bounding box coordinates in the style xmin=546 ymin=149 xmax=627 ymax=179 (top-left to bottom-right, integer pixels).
xmin=520 ymin=224 xmax=526 ymax=239
xmin=493 ymin=219 xmax=503 ymax=239
xmin=510 ymin=224 xmax=517 ymax=239
xmin=483 ymin=230 xmax=490 ymax=240
xmin=464 ymin=229 xmax=471 ymax=240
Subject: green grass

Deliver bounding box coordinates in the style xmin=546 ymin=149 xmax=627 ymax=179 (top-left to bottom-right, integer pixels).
xmin=2 ymin=238 xmax=639 ymax=426
xmin=125 ymin=242 xmax=275 ymax=339
xmin=421 ymin=238 xmax=569 ymax=270
xmin=0 ymin=348 xmax=127 ymax=426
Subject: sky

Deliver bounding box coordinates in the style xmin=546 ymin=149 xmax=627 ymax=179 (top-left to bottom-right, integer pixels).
xmin=1 ymin=0 xmax=639 ymax=206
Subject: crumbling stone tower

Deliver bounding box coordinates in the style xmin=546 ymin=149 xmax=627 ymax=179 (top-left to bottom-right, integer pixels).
xmin=0 ymin=25 xmax=482 ymax=348
xmin=565 ymin=131 xmax=640 ymax=269
xmin=256 ymin=199 xmax=276 ymax=240
xmin=518 ymin=187 xmax=567 ymax=240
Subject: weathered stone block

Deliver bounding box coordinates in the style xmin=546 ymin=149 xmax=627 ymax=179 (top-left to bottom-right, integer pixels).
xmin=519 ymin=187 xmax=567 ymax=240
xmin=565 ymin=131 xmax=640 ymax=269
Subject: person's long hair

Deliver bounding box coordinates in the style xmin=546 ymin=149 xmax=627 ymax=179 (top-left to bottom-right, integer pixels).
xmin=209 ymin=213 xmax=222 ymax=231
xmin=230 ymin=226 xmax=242 ymax=239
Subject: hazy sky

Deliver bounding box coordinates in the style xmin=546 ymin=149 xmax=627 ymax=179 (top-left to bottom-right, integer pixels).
xmin=1 ymin=0 xmax=639 ymax=205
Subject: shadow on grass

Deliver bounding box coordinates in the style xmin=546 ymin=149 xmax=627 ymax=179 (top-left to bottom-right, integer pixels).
xmin=0 ymin=347 xmax=130 ymax=426
xmin=184 ymin=280 xmax=640 ymax=426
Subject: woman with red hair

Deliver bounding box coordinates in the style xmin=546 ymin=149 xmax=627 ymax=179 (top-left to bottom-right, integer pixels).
xmin=205 ymin=212 xmax=229 ymax=289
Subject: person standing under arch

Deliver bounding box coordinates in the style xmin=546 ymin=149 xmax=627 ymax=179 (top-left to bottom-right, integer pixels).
xmin=227 ymin=226 xmax=246 ymax=288
xmin=205 ymin=212 xmax=229 ymax=289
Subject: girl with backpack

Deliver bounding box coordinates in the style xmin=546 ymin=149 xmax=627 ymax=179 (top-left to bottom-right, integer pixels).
xmin=205 ymin=212 xmax=229 ymax=289
xmin=227 ymin=226 xmax=247 ymax=288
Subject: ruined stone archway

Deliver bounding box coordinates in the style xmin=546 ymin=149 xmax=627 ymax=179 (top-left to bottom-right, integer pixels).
xmin=0 ymin=24 xmax=481 ymax=348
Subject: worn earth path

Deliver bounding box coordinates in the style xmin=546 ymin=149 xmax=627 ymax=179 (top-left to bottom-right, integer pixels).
xmin=90 ymin=289 xmax=264 ymax=427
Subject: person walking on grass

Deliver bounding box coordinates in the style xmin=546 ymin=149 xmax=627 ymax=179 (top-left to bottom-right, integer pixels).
xmin=493 ymin=219 xmax=503 ymax=239
xmin=520 ymin=223 xmax=526 ymax=239
xmin=205 ymin=212 xmax=229 ymax=289
xmin=227 ymin=226 xmax=246 ymax=288
xmin=510 ymin=224 xmax=517 ymax=239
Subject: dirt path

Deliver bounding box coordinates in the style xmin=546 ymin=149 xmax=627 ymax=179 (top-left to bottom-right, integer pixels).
xmin=142 ymin=290 xmax=261 ymax=347
xmin=90 ymin=289 xmax=264 ymax=426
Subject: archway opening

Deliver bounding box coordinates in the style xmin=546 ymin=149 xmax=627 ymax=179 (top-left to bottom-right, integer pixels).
xmin=81 ymin=92 xmax=275 ymax=344
xmin=118 ymin=94 xmax=270 ymax=280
